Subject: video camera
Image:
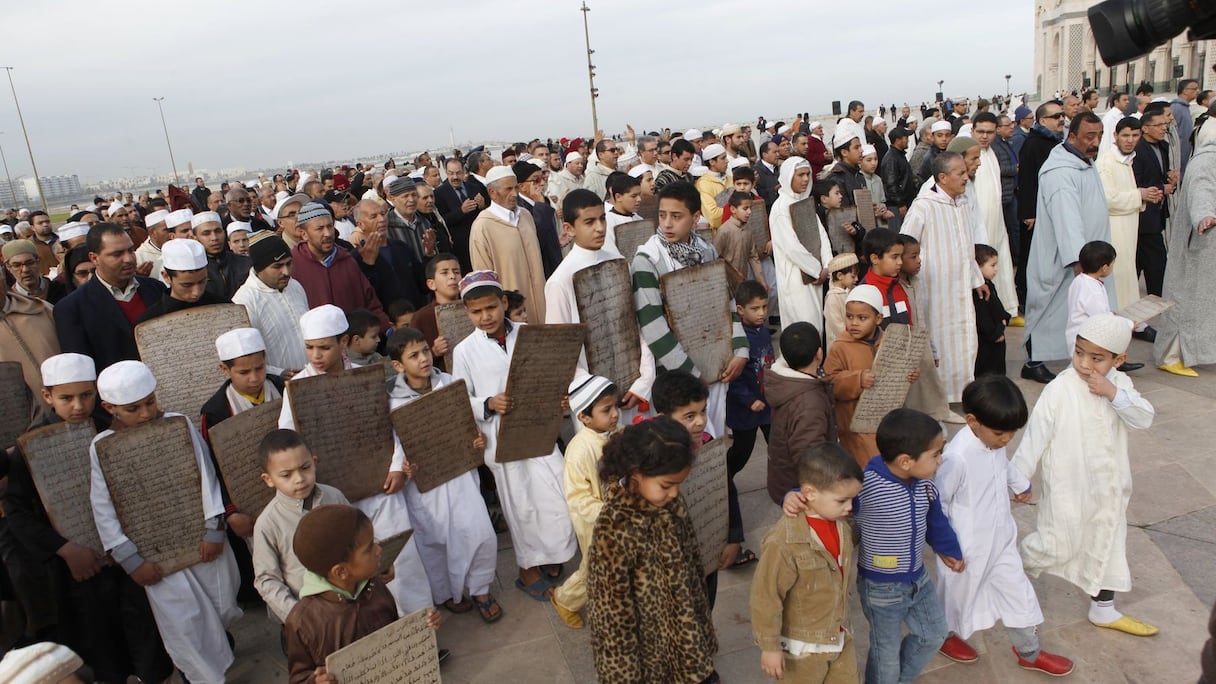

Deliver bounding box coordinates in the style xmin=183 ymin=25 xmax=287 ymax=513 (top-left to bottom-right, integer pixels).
xmin=1089 ymin=0 xmax=1216 ymax=66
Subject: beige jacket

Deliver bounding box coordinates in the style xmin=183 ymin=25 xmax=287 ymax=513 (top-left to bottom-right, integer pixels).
xmin=468 ymin=208 xmax=548 ymax=323
xmin=750 ymin=513 xmax=855 ymax=651
xmin=252 ymin=483 xmax=350 ymax=623
xmin=0 ymin=292 xmax=60 ymax=393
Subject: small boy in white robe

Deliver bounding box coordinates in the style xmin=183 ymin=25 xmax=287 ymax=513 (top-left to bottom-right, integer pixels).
xmin=385 ymin=326 xmax=501 ymax=623
xmin=1066 ymin=240 xmax=1143 ymax=372
xmin=277 ymin=304 xmax=433 ymax=617
xmin=545 ymin=188 xmax=656 ymax=425
xmin=935 ymin=375 xmax=1074 ymax=675
xmin=451 ymin=270 xmax=577 ymax=601
xmin=90 ymin=361 xmax=242 ymax=684
xmin=1013 ymin=314 xmax=1157 ymax=637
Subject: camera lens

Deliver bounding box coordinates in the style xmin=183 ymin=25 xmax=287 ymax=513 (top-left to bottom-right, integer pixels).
xmin=1089 ymin=0 xmax=1216 ymax=65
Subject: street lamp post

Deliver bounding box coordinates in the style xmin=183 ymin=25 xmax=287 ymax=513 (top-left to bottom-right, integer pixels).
xmin=152 ymin=97 xmax=181 ymax=185
xmin=1 ymin=67 xmax=48 ymax=212
xmin=580 ymin=2 xmax=599 ymax=134
xmin=1005 ymin=74 xmax=1012 ymax=101
xmin=0 ymin=133 xmax=17 ymax=208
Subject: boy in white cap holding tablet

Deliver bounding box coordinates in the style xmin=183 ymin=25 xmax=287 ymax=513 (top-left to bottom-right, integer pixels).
xmin=89 ymin=360 xmax=242 ymax=684
xmin=3 ymin=353 xmax=174 ymax=683
xmin=200 ymin=327 xmax=287 ymax=599
xmin=1013 ymin=313 xmax=1157 ymax=637
xmin=136 ymin=238 xmax=224 ymax=323
xmin=451 ymin=270 xmax=577 ymax=602
xmin=276 ymin=304 xmax=434 ymax=618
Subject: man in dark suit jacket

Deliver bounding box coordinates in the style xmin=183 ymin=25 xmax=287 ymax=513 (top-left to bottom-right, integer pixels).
xmin=1014 ymin=101 xmax=1066 ymax=303
xmin=435 ymin=158 xmax=488 ymax=273
xmin=513 ymin=161 xmax=564 ymax=278
xmin=351 ymin=199 xmax=427 ymax=310
xmin=1132 ymin=107 xmax=1174 ymax=297
xmin=54 ymin=223 xmax=167 ymax=372
xmin=753 ymin=141 xmax=781 ymax=211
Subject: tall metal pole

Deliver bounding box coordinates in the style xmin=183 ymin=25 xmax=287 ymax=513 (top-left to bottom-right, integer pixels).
xmin=1 ymin=67 xmax=47 ymax=213
xmin=580 ymin=2 xmax=599 ymax=134
xmin=0 ymin=133 xmax=17 ymax=208
xmin=153 ymin=97 xmax=181 ymax=185
xmin=1005 ymin=74 xmax=1012 ymax=101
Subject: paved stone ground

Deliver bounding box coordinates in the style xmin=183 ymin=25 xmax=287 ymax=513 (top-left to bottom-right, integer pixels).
xmin=226 ymin=327 xmax=1215 ymax=683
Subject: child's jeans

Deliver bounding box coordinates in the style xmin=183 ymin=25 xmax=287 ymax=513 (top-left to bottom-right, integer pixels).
xmin=858 ymin=572 xmax=948 ymax=684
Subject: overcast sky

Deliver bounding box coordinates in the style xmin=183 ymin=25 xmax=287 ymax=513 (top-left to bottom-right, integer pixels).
xmin=0 ymin=0 xmax=1032 ymax=182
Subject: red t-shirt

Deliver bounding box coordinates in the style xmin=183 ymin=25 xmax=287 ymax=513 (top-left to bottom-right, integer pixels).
xmin=862 ymin=271 xmax=913 ymax=326
xmin=806 ymin=515 xmax=843 ymax=574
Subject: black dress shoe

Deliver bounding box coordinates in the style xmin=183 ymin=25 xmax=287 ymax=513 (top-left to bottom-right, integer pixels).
xmin=1132 ymin=326 xmax=1157 ymax=343
xmin=1117 ymin=362 xmax=1144 ymax=372
xmin=1020 ymin=363 xmax=1056 ymax=384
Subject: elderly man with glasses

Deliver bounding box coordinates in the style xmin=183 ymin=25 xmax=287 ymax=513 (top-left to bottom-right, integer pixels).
xmin=3 ymin=239 xmax=67 ymax=303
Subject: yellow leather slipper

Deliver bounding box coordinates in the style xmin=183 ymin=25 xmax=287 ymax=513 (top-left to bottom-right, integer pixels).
xmin=1091 ymin=615 xmax=1159 ymax=636
xmin=1158 ymin=362 xmax=1199 ymax=377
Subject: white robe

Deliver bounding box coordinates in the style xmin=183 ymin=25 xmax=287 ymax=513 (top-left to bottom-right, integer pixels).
xmin=769 ymin=157 xmax=833 ymax=334
xmin=277 ymin=360 xmax=433 ymax=615
xmin=900 ymin=181 xmax=984 ymax=402
xmin=389 ymin=370 xmax=498 ymax=603
xmin=975 ymin=148 xmax=1019 ymax=316
xmin=1012 ymin=367 xmax=1154 ymax=595
xmin=935 ymin=427 xmax=1042 ymax=639
xmin=1095 ymin=149 xmax=1145 ymax=309
xmin=451 ymin=323 xmax=578 ymax=568
xmin=89 ymin=413 xmax=241 ymax=684
xmin=604 ymin=209 xmax=641 ymax=258
xmin=544 ymin=243 xmax=656 ymax=424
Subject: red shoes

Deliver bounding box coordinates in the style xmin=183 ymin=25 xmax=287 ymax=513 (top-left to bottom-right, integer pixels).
xmin=938 ymin=634 xmax=978 ymax=663
xmin=1013 ymin=647 xmax=1075 ymax=677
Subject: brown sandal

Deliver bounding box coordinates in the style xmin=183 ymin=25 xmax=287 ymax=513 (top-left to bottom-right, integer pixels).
xmin=475 ymin=595 xmax=503 ymax=623
xmin=442 ymin=597 xmax=473 ymax=614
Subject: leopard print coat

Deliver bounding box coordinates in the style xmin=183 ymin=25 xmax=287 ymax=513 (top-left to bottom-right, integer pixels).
xmin=586 ymin=482 xmax=718 ymax=683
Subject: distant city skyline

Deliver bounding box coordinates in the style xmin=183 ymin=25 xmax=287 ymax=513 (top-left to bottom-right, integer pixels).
xmin=2 ymin=0 xmax=1032 ymax=183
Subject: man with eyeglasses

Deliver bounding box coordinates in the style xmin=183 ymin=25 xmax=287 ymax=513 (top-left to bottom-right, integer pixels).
xmin=223 ymin=186 xmax=272 ymax=233
xmin=1131 ymin=106 xmax=1175 ymax=311
xmin=272 ymin=192 xmax=310 ymax=248
xmin=3 ymin=240 xmax=66 ymax=303
xmin=0 ymin=247 xmax=60 ymax=393
xmin=971 ymin=112 xmax=1021 ymax=323
xmin=1015 ymin=101 xmax=1066 ymax=311
xmin=513 ymin=161 xmax=563 ymax=278
xmin=582 ymin=138 xmax=620 ymax=200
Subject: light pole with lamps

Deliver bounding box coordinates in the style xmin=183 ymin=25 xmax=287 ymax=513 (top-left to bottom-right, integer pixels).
xmin=0 ymin=132 xmax=17 ymax=208
xmin=152 ymin=97 xmax=181 ymax=185
xmin=1 ymin=67 xmax=47 ymax=212
xmin=580 ymin=2 xmax=599 ymax=134
xmin=1005 ymin=74 xmax=1012 ymax=102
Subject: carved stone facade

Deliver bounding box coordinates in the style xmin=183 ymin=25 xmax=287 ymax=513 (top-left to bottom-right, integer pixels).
xmin=1033 ymin=0 xmax=1215 ymax=101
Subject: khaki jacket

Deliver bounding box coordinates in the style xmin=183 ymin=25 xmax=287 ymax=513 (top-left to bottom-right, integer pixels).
xmin=750 ymin=514 xmax=855 ymax=651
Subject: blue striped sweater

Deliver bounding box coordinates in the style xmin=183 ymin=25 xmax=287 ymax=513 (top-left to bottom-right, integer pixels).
xmin=853 ymin=456 xmax=962 ymax=583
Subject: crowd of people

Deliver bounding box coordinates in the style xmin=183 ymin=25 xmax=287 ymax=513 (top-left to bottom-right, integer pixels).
xmin=1 ymin=83 xmax=1215 ymax=684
